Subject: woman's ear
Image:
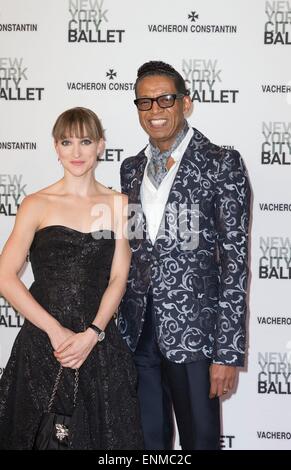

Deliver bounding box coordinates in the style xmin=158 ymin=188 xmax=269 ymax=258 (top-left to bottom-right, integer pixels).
xmin=96 ymin=138 xmax=105 ymax=159
xmin=54 ymin=140 xmax=61 ymax=162
xmin=54 ymin=140 xmax=59 ymax=154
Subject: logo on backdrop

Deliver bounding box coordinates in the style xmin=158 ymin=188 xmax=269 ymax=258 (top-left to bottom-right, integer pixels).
xmin=259 ymin=202 xmax=291 ymax=211
xmin=68 ymin=0 xmax=125 ymax=43
xmin=67 ymin=68 xmax=134 ymax=91
xmin=0 ymin=174 xmax=27 ymax=216
xmin=264 ymin=1 xmax=291 ymax=45
xmin=257 ymin=351 xmax=291 ymax=394
xmin=259 ymin=236 xmax=291 ymax=279
xmin=98 ymin=147 xmax=124 ymax=163
xmin=182 ymin=59 xmax=239 ymax=104
xmin=0 ymin=10 xmax=37 ymax=32
xmin=257 ymin=430 xmax=291 ymax=440
xmin=261 ymin=122 xmax=291 ymax=165
xmin=221 ymin=144 xmax=235 ymax=150
xmin=257 ymin=314 xmax=291 ymax=326
xmin=220 ymin=435 xmax=236 ymax=449
xmin=148 ymin=9 xmax=237 ymax=34
xmin=0 ymin=296 xmax=23 ymax=328
xmin=261 ymin=83 xmax=291 ymax=94
xmin=0 ymin=141 xmax=37 ymax=151
xmin=0 ymin=57 xmax=44 ymax=101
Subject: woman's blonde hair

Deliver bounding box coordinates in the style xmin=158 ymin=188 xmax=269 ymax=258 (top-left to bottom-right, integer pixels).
xmin=52 ymin=107 xmax=104 ymax=141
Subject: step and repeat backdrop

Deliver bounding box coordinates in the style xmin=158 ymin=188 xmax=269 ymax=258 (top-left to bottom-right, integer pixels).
xmin=0 ymin=0 xmax=291 ymax=450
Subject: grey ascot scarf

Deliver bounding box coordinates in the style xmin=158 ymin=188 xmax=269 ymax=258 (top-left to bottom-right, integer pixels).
xmin=147 ymin=120 xmax=189 ymax=189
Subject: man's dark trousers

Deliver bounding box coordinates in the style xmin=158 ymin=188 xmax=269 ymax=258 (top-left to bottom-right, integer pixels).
xmin=134 ymin=293 xmax=221 ymax=450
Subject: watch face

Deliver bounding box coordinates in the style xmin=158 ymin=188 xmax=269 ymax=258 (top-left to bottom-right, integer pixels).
xmin=98 ymin=331 xmax=105 ymax=342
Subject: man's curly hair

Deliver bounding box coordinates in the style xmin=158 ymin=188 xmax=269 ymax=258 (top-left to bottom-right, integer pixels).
xmin=135 ymin=60 xmax=189 ymax=96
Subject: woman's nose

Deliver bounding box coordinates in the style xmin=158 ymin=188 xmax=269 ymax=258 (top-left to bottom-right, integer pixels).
xmin=72 ymin=143 xmax=81 ymax=158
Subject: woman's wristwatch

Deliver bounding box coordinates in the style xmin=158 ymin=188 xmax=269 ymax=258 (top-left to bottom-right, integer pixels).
xmin=88 ymin=323 xmax=105 ymax=342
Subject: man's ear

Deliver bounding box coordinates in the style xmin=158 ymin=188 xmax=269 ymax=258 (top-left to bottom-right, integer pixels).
xmin=183 ymin=95 xmax=192 ymax=115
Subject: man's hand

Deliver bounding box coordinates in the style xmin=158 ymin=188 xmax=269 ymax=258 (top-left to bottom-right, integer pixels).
xmin=209 ymin=364 xmax=237 ymax=399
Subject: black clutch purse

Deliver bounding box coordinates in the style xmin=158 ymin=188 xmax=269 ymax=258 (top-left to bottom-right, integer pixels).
xmin=34 ymin=365 xmax=79 ymax=450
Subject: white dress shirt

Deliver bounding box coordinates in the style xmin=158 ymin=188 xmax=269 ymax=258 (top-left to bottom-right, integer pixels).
xmin=141 ymin=127 xmax=194 ymax=244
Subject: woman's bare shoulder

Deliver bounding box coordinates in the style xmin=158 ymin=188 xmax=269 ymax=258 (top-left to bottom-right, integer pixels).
xmin=35 ymin=180 xmax=62 ymax=197
xmin=17 ymin=182 xmax=61 ymax=223
xmin=96 ymin=182 xmax=127 ymax=202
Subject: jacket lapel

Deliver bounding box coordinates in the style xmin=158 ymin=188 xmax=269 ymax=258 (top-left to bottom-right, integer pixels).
xmin=129 ymin=151 xmax=153 ymax=250
xmin=153 ymin=128 xmax=210 ymax=248
xmin=129 ymin=152 xmax=147 ymax=205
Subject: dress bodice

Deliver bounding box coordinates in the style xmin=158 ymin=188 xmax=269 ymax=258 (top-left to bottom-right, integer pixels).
xmin=29 ymin=225 xmax=115 ymax=330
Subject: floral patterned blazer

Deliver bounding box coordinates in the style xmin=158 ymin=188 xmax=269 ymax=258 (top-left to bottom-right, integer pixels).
xmin=118 ymin=127 xmax=251 ymax=365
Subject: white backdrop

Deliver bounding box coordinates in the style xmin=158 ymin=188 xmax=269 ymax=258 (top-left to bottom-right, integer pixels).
xmin=1 ymin=0 xmax=291 ymax=450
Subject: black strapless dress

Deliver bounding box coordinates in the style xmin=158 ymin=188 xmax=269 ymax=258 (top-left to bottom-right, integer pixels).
xmin=0 ymin=225 xmax=143 ymax=449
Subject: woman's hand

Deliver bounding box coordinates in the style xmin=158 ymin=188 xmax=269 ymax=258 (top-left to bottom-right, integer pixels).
xmin=53 ymin=328 xmax=98 ymax=369
xmin=47 ymin=324 xmax=76 ymax=352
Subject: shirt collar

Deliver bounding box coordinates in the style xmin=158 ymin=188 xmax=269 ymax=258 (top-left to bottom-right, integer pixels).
xmin=144 ymin=126 xmax=194 ymax=162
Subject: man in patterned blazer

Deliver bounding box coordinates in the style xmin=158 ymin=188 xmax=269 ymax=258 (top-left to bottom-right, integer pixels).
xmin=118 ymin=60 xmax=251 ymax=450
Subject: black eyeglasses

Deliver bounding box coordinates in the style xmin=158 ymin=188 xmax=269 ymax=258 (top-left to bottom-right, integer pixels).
xmin=134 ymin=92 xmax=188 ymax=111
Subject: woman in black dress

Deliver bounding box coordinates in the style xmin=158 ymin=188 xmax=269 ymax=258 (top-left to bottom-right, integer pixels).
xmin=0 ymin=107 xmax=143 ymax=449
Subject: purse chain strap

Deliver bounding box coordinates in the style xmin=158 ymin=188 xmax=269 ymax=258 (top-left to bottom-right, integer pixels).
xmin=47 ymin=365 xmax=79 ymax=412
